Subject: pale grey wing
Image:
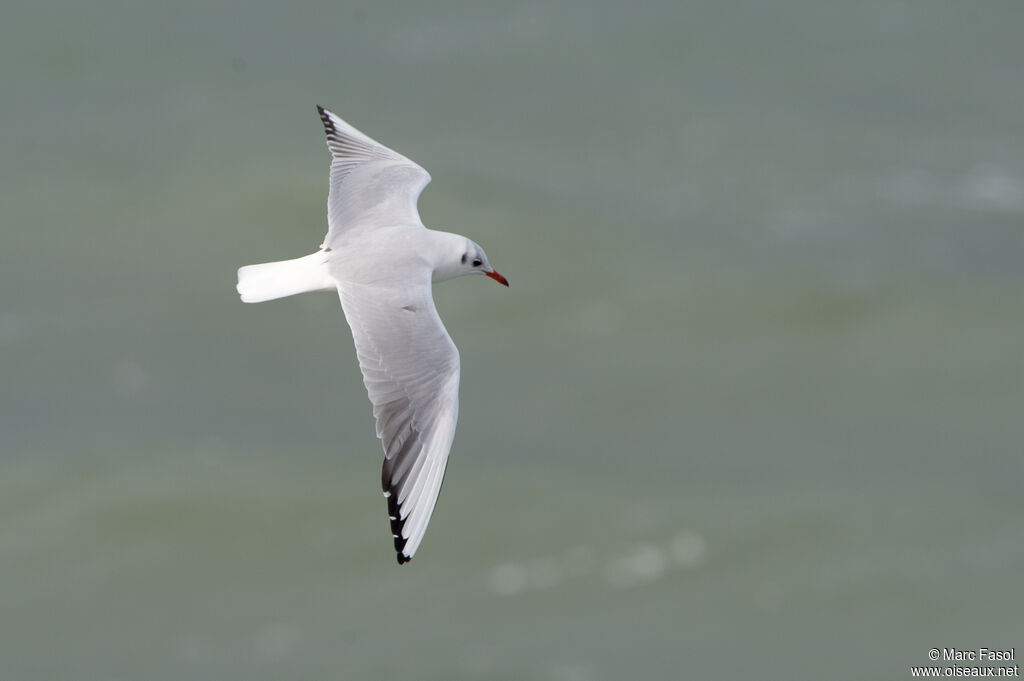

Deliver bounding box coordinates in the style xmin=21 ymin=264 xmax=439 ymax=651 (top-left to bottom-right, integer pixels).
xmin=316 ymin=106 xmax=431 ymax=247
xmin=336 ymin=279 xmax=460 ymax=564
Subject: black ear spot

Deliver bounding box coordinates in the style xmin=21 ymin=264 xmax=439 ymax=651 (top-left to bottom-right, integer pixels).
xmin=461 ymin=254 xmax=467 ymax=265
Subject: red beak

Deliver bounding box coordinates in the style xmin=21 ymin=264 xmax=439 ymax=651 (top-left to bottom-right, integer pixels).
xmin=485 ymin=269 xmax=509 ymax=287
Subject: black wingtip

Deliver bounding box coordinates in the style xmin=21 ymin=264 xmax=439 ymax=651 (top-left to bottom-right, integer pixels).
xmin=316 ymin=105 xmax=335 ymax=135
xmin=386 ymin=492 xmax=411 ymax=562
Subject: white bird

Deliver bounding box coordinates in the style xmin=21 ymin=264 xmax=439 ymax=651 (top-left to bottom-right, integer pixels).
xmin=237 ymin=106 xmax=508 ymax=564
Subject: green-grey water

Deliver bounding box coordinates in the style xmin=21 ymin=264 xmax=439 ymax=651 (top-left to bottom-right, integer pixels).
xmin=3 ymin=1 xmax=1023 ymax=679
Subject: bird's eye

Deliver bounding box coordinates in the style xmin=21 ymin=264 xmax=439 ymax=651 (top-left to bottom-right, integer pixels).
xmin=472 ymin=258 xmax=482 ymax=267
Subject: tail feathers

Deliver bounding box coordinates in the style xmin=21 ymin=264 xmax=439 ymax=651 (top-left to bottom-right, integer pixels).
xmin=237 ymin=251 xmax=336 ymax=303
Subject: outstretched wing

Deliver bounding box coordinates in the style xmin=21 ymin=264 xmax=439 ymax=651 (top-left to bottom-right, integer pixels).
xmin=316 ymin=106 xmax=431 ymax=246
xmin=336 ymin=279 xmax=460 ymax=564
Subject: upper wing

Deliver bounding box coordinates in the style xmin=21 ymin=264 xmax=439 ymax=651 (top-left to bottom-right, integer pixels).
xmin=336 ymin=279 xmax=460 ymax=564
xmin=316 ymin=106 xmax=431 ymax=246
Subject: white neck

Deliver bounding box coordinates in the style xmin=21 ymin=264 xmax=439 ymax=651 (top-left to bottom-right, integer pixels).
xmin=427 ymin=231 xmax=470 ymax=283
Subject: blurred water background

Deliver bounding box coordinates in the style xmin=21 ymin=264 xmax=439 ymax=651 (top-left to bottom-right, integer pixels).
xmin=3 ymin=1 xmax=1023 ymax=679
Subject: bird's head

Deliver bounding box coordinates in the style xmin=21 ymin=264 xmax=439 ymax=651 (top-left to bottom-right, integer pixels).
xmin=434 ymin=235 xmax=509 ymax=286
xmin=461 ymin=239 xmax=509 ymax=286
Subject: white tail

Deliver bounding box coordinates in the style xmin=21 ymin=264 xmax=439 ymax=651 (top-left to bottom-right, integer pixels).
xmin=236 ymin=251 xmax=336 ymax=303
